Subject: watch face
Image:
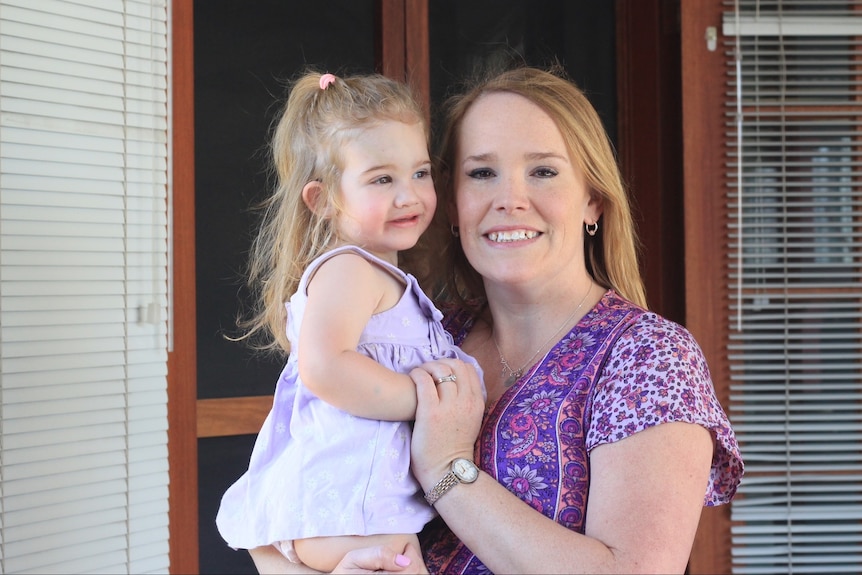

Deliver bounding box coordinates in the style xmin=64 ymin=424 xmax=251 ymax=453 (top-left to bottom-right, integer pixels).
xmin=452 ymin=458 xmax=479 ymax=482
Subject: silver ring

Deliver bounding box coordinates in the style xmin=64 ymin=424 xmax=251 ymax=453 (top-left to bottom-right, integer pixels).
xmin=435 ymin=374 xmax=457 ymax=385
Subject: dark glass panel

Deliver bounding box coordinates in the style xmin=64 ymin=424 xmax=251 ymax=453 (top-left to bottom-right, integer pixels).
xmin=428 ymin=0 xmax=617 ymax=144
xmin=194 ymin=0 xmax=376 ymax=400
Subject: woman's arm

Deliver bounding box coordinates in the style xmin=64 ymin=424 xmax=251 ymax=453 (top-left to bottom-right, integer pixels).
xmin=409 ymin=362 xmax=714 ymax=574
xmin=299 ymin=252 xmax=417 ymax=421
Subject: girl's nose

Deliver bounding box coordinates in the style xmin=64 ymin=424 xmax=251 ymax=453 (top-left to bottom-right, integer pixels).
xmin=394 ymin=181 xmax=420 ymax=207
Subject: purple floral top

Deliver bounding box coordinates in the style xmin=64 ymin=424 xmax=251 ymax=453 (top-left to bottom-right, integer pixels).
xmin=421 ymin=291 xmax=743 ymax=574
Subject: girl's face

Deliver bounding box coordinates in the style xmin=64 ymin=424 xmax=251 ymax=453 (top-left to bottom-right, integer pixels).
xmin=335 ymin=119 xmax=436 ymax=265
xmin=452 ymin=92 xmax=601 ymax=289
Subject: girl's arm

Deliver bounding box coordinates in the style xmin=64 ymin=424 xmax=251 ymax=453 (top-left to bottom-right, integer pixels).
xmin=409 ymin=360 xmax=714 ymax=574
xmin=298 ymin=252 xmax=418 ymax=421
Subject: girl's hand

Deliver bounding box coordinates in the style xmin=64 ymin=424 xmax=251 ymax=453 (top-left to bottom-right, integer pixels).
xmin=409 ymin=359 xmax=485 ymax=490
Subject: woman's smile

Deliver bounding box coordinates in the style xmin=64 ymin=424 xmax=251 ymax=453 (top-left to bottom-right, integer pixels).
xmin=486 ymin=229 xmax=540 ymax=243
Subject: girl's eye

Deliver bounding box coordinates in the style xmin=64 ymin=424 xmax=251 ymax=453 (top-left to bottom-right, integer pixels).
xmin=467 ymin=168 xmax=495 ymax=179
xmin=372 ymin=175 xmax=392 ymax=185
xmin=533 ymin=167 xmax=558 ymax=178
xmin=413 ymin=169 xmax=431 ymax=180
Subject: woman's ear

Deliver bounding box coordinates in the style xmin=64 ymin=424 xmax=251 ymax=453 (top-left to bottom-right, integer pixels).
xmin=585 ymin=192 xmax=604 ymax=224
xmin=302 ymin=180 xmax=332 ymax=218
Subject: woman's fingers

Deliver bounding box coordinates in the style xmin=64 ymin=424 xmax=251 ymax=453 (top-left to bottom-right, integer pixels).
xmin=409 ymin=361 xmax=460 ymax=408
xmin=434 ymin=373 xmax=457 ymax=385
xmin=412 ymin=360 xmax=459 ymax=387
xmin=333 ymin=543 xmax=427 ymax=574
xmin=413 ymin=359 xmax=484 ymax=411
xmin=417 ymin=359 xmax=481 ymax=393
xmin=409 ymin=366 xmax=438 ymax=406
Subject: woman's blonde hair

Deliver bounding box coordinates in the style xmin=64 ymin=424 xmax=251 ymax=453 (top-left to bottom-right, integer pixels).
xmin=430 ymin=65 xmax=647 ymax=311
xmin=242 ymin=70 xmax=427 ymax=354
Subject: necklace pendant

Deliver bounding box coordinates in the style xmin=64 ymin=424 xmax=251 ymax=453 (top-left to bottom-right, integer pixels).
xmin=502 ymin=369 xmax=522 ymax=388
xmin=491 ymin=283 xmax=594 ymax=391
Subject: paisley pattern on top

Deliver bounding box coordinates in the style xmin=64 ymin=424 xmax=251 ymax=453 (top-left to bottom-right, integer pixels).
xmin=422 ymin=290 xmax=743 ymax=574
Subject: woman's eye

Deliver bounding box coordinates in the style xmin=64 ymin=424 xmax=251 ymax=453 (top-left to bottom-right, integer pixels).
xmin=533 ymin=167 xmax=558 ymax=178
xmin=467 ymin=168 xmax=495 ymax=179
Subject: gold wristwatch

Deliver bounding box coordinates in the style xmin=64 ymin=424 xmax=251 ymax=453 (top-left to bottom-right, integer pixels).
xmin=424 ymin=458 xmax=479 ymax=506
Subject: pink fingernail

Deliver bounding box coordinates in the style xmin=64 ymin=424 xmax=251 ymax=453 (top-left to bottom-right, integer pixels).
xmin=395 ymin=554 xmax=411 ymax=567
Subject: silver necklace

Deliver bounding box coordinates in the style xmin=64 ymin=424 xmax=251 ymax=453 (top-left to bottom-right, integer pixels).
xmin=492 ymin=283 xmax=593 ymax=388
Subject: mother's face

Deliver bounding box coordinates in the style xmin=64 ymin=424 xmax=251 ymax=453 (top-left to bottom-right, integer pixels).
xmin=451 ymin=92 xmax=601 ymax=288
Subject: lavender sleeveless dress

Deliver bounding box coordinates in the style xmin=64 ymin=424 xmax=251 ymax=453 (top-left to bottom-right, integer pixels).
xmin=422 ymin=290 xmax=743 ymax=574
xmin=216 ymin=246 xmax=481 ymax=550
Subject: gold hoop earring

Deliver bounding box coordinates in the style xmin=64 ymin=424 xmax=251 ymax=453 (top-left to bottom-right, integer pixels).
xmin=585 ymin=222 xmax=599 ymax=236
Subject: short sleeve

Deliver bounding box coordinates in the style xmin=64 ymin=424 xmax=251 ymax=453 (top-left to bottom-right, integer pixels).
xmin=586 ymin=313 xmax=744 ymax=505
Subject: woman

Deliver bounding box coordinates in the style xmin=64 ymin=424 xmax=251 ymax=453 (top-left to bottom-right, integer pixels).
xmin=249 ymin=66 xmax=743 ymax=574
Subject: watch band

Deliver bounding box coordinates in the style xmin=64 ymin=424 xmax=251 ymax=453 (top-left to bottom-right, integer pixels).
xmin=424 ymin=470 xmax=459 ymax=506
xmin=424 ymin=458 xmax=479 ymax=506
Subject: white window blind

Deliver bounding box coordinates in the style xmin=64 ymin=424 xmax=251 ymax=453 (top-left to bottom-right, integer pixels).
xmin=0 ymin=0 xmax=170 ymax=573
xmin=723 ymin=1 xmax=862 ymax=573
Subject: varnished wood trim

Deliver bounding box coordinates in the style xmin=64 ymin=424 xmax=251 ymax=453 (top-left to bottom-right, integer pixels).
xmin=405 ymin=0 xmax=430 ymax=123
xmin=197 ymin=396 xmax=273 ymax=438
xmin=376 ymin=0 xmax=406 ymax=80
xmin=680 ymin=1 xmax=733 ymax=573
xmin=376 ymin=0 xmax=430 ymax=122
xmin=167 ymin=0 xmax=199 ymax=572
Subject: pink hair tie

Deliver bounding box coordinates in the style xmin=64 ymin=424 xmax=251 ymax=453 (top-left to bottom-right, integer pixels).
xmin=319 ymin=73 xmax=336 ymax=90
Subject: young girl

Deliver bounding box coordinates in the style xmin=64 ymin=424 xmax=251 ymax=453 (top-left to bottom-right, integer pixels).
xmin=215 ymin=71 xmax=481 ymax=572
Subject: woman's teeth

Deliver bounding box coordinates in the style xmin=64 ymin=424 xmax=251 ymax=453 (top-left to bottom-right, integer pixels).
xmin=487 ymin=230 xmax=539 ymax=243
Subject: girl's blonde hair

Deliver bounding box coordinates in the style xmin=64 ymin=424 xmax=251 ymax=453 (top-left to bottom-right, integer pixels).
xmin=242 ymin=71 xmax=427 ymax=354
xmin=431 ymin=65 xmax=647 ymax=312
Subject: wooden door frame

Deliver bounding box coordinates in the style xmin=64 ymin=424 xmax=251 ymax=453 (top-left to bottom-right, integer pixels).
xmin=679 ymin=1 xmax=734 ymax=573
xmin=167 ymin=1 xmax=197 ymax=573
xmin=378 ymin=0 xmax=430 ymax=120
xmin=168 ymin=1 xmax=730 ymax=572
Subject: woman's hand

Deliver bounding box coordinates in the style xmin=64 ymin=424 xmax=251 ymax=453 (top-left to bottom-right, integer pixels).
xmin=331 ymin=542 xmax=426 ymax=574
xmin=249 ymin=542 xmax=426 ymax=574
xmin=409 ymin=359 xmax=485 ymax=490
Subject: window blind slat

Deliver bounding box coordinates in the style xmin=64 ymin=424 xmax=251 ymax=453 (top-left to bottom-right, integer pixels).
xmin=4 ymin=467 xmax=126 ymax=501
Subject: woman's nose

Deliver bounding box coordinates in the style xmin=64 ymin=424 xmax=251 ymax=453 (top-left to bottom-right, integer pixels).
xmin=495 ymin=175 xmax=530 ymax=211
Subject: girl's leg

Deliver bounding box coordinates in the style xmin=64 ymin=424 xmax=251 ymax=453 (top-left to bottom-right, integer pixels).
xmin=292 ymin=532 xmax=423 ymax=573
xmin=248 ymin=545 xmax=300 ymax=574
